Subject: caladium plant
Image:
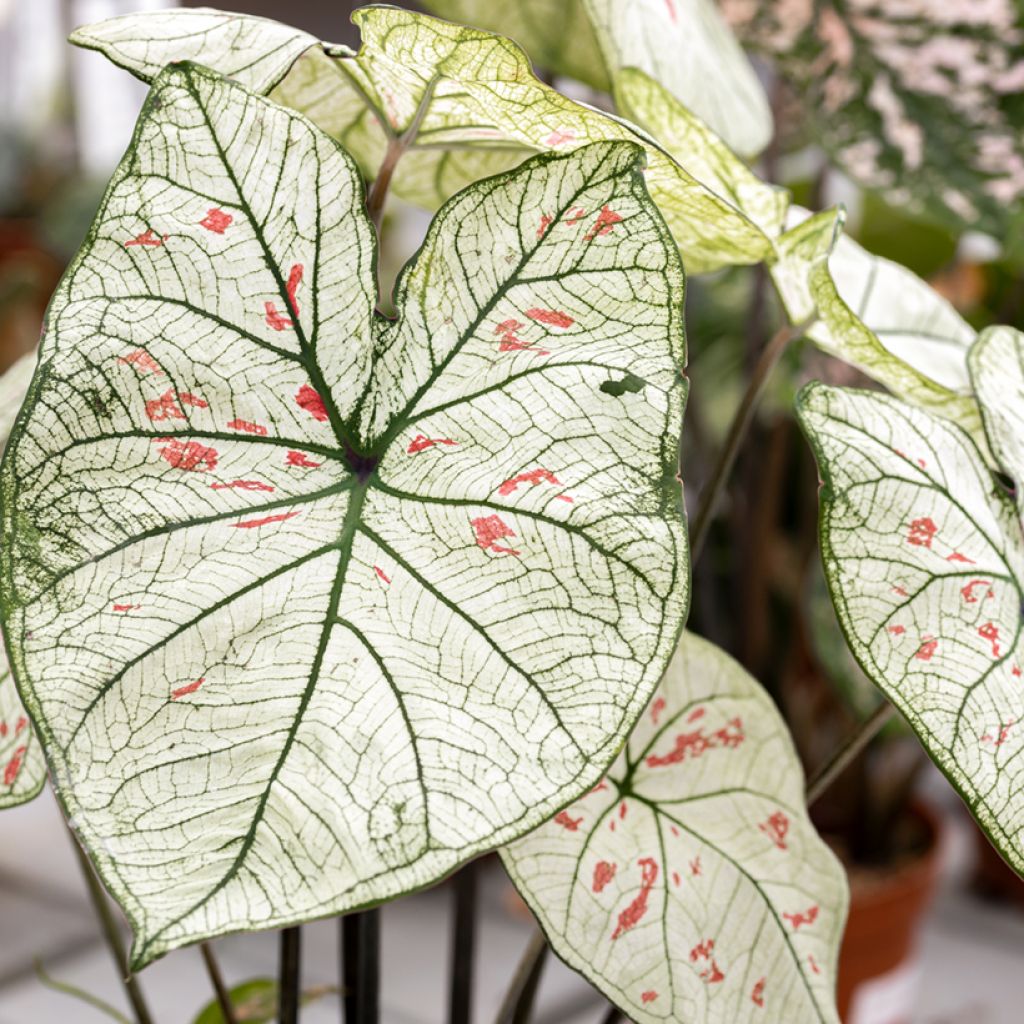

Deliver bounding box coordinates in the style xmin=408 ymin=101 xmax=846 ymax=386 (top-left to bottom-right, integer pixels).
xmin=4 ymin=2 xmax=1024 ymax=1022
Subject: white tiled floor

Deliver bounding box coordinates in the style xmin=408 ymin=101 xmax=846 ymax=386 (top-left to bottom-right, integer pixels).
xmin=2 ymin=779 xmax=1024 ymax=1023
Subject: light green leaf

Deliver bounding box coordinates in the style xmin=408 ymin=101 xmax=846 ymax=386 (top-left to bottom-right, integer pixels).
xmin=970 ymin=326 xmax=1024 ymax=504
xmin=797 ymin=376 xmax=1024 ymax=879
xmin=584 ymin=0 xmax=772 ymax=158
xmin=502 ymin=632 xmax=846 ymax=1024
xmin=193 ymin=977 xmax=336 ymax=1023
xmin=774 ymin=208 xmax=981 ymax=434
xmin=71 ymin=6 xmax=776 ymax=274
xmin=0 ymin=65 xmax=688 ymax=967
xmin=69 ymin=7 xmax=327 ymax=92
xmin=726 ymin=0 xmax=1024 ymax=237
xmin=0 ymin=354 xmax=45 ymax=809
xmin=614 ymin=68 xmax=787 ymax=240
xmin=418 ymin=0 xmax=609 ymax=91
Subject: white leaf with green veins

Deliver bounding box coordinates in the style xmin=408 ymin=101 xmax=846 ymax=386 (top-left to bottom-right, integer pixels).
xmin=69 ymin=7 xmax=326 ymax=92
xmin=502 ymin=631 xmax=846 ymax=1024
xmin=0 ymin=65 xmax=688 ymax=966
xmin=798 ymin=369 xmax=1024 ymax=878
xmin=70 ymin=6 xmax=776 ymax=274
xmin=774 ymin=208 xmax=981 ymax=434
xmin=0 ymin=354 xmax=46 ymax=809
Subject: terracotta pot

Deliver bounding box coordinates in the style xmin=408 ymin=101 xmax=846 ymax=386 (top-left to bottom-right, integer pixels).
xmin=836 ymin=802 xmax=942 ymax=1023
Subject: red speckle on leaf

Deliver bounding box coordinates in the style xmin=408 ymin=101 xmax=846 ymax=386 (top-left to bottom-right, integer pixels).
xmin=640 ymin=991 xmax=658 ymax=1004
xmin=690 ymin=939 xmax=714 ymax=961
xmin=145 ymin=389 xmax=184 ymax=422
xmin=155 ymin=438 xmax=218 ymax=472
xmin=979 ymin=622 xmax=1002 ymax=657
xmin=545 ymin=129 xmax=576 ymax=147
xmin=664 ymin=0 xmax=678 ymax=21
xmin=783 ymin=905 xmax=819 ymax=931
xmin=285 ymin=263 xmax=303 ymax=317
xmin=758 ymin=811 xmax=790 ymax=850
xmin=265 ymin=302 xmax=293 ymax=331
xmin=619 ymin=801 xmax=628 ymax=819
xmin=564 ymin=206 xmax=586 ymax=226
xmin=125 ymin=229 xmax=165 ymax=248
xmin=525 ymin=308 xmax=574 ymax=328
xmin=589 ymin=778 xmax=608 ymax=794
xmin=893 ymin=585 xmax=909 ymax=597
xmin=494 ymin=319 xmax=549 ymax=356
xmin=295 ymin=384 xmax=328 ymax=422
xmin=687 ymin=708 xmax=705 ymax=723
xmin=751 ymin=977 xmax=766 ymax=1008
xmin=612 ymin=858 xmax=658 ymax=940
xmin=915 ymin=636 xmax=939 ymax=661
xmin=1014 ymin=665 xmax=1022 ymax=678
xmin=670 ymin=825 xmax=680 ymax=837
xmin=646 ymin=717 xmax=744 ymax=767
xmin=584 ymin=205 xmax=623 ymax=242
xmin=471 ymin=514 xmax=521 ymax=556
xmin=610 ymin=820 xmax=616 ymax=832
xmin=374 ymin=566 xmax=391 ymax=585
xmin=948 ymin=551 xmax=976 ymax=564
xmin=808 ymin=955 xmax=821 ymax=976
xmin=226 ymin=418 xmax=268 ymax=436
xmin=537 ymin=214 xmax=553 ymax=239
xmin=982 ymin=719 xmax=1016 ymax=747
xmin=498 ymin=468 xmax=564 ymax=496
xmin=112 ymin=603 xmax=141 ymax=613
xmin=408 ymin=435 xmax=458 ymax=454
xmin=14 ymin=717 xmax=26 ymax=736
xmin=0 ymin=724 xmax=6 ymax=738
xmin=555 ymin=810 xmax=582 ymax=831
xmin=888 ymin=625 xmax=906 ymax=635
xmin=961 ymin=580 xmax=994 ymax=603
xmin=211 ymin=480 xmax=274 ymax=493
xmin=650 ymin=696 xmax=666 ymax=724
xmin=3 ymin=746 xmax=26 ymax=786
xmin=199 ymin=208 xmax=233 ymax=233
xmin=672 ymin=870 xmax=681 ymax=887
xmin=171 ymin=677 xmax=205 ymax=700
xmin=233 ymin=511 xmax=300 ymax=529
xmin=286 ymin=450 xmax=322 ymax=468
xmin=118 ymin=349 xmax=163 ymax=375
xmin=907 ymin=517 xmax=938 ymax=548
xmin=592 ymin=860 xmax=617 ymax=893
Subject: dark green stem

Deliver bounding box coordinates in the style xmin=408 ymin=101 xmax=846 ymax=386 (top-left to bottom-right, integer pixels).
xmin=806 ymin=702 xmax=896 ymax=805
xmin=278 ymin=927 xmax=301 ymax=1024
xmin=200 ymin=942 xmax=238 ymax=1024
xmin=493 ymin=929 xmax=548 ymax=1024
xmin=448 ymin=861 xmax=478 ymax=1024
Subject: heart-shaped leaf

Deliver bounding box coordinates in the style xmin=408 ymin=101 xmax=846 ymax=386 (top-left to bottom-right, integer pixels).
xmin=797 ymin=355 xmax=1024 ymax=877
xmin=725 ymin=0 xmax=1024 ymax=236
xmin=71 ymin=6 xmax=777 ymax=273
xmin=773 ymin=207 xmax=982 ymax=436
xmin=0 ymin=65 xmax=688 ymax=967
xmin=0 ymin=354 xmax=45 ymax=809
xmin=501 ymin=632 xmax=846 ymax=1024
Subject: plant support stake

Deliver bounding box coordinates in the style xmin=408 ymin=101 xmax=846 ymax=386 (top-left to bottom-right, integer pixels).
xmin=279 ymin=927 xmax=301 ymax=1024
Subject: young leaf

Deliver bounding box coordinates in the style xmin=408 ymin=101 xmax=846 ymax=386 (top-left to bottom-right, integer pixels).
xmin=0 ymin=353 xmax=45 ymax=809
xmin=418 ymin=0 xmax=610 ymax=92
xmin=501 ymin=631 xmax=847 ymax=1024
xmin=0 ymin=65 xmax=688 ymax=967
xmin=69 ymin=7 xmax=327 ymax=92
xmin=797 ymin=372 xmax=1024 ymax=879
xmin=726 ymin=0 xmax=1024 ymax=236
xmin=773 ymin=208 xmax=982 ymax=435
xmin=70 ymin=6 xmax=776 ymax=273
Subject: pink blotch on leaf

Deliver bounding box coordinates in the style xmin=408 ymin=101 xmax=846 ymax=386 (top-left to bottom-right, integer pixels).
xmin=554 ymin=811 xmax=582 ymax=831
xmin=893 ymin=585 xmax=909 ymax=597
xmin=226 ymin=419 xmax=268 ymax=437
xmin=664 ymin=0 xmax=678 ymax=21
xmin=211 ymin=480 xmax=274 ymax=493
xmin=525 ymin=308 xmax=574 ymax=328
xmin=650 ymin=695 xmax=666 ymax=724
xmin=285 ymin=263 xmax=303 ymax=317
xmin=498 ymin=468 xmax=563 ymax=496
xmin=118 ymin=349 xmax=163 ymax=376
xmin=592 ymin=860 xmax=617 ymax=893
xmin=14 ymin=717 xmax=26 ymax=736
xmin=979 ymin=622 xmax=1002 ymax=657
xmin=564 ymin=206 xmax=586 ymax=226
xmin=611 ymin=858 xmax=658 ymax=940
xmin=171 ymin=678 xmax=205 ymax=700
xmin=888 ymin=625 xmax=906 ymax=636
xmin=782 ymin=905 xmax=819 ymax=931
xmin=672 ymin=870 xmax=681 ymax=887
xmin=287 ymin=450 xmax=322 ymax=468
xmin=645 ymin=717 xmax=744 ymax=767
xmin=961 ymin=580 xmax=994 ymax=603
xmin=374 ymin=566 xmax=391 ymax=585
xmin=907 ymin=517 xmax=938 ymax=548
xmin=808 ymin=955 xmax=821 ymax=976
xmin=537 ymin=214 xmax=553 ymax=239
xmin=199 ymin=208 xmax=233 ymax=233
xmin=752 ymin=977 xmax=766 ymax=1008
xmin=948 ymin=551 xmax=976 ymax=564
xmin=112 ymin=603 xmax=141 ymax=613
xmin=471 ymin=514 xmax=521 ymax=556
xmin=640 ymin=991 xmax=658 ymax=1005
xmin=125 ymin=229 xmax=166 ymax=248
xmin=408 ymin=435 xmax=458 ymax=454
xmin=155 ymin=438 xmax=218 ymax=472
xmin=584 ymin=205 xmax=623 ymax=242
xmin=758 ymin=811 xmax=790 ymax=850
xmin=915 ymin=636 xmax=939 ymax=661
xmin=295 ymin=384 xmax=328 ymax=422
xmin=233 ymin=511 xmax=300 ymax=529
xmin=687 ymin=707 xmax=706 ymax=723
xmin=545 ymin=129 xmax=576 ymax=147
xmin=265 ymin=302 xmax=294 ymax=331
xmin=3 ymin=746 xmax=26 ymax=786
xmin=982 ymin=719 xmax=1015 ymax=747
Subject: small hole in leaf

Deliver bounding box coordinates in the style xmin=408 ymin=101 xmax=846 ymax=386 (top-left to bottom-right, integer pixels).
xmin=600 ymin=372 xmax=645 ymax=397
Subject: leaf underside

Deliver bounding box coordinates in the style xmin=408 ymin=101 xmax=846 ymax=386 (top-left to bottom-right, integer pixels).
xmin=0 ymin=64 xmax=688 ymax=967
xmin=70 ymin=5 xmax=777 ymax=274
xmin=502 ymin=631 xmax=846 ymax=1024
xmin=798 ymin=364 xmax=1024 ymax=879
xmin=0 ymin=354 xmax=45 ymax=809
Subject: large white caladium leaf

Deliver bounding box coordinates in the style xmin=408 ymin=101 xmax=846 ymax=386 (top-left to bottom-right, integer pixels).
xmin=724 ymin=0 xmax=1024 ymax=236
xmin=773 ymin=208 xmax=981 ymax=436
xmin=424 ymin=0 xmax=773 ymax=157
xmin=502 ymin=632 xmax=846 ymax=1024
xmin=797 ymin=357 xmax=1024 ymax=878
xmin=0 ymin=65 xmax=688 ymax=966
xmin=70 ymin=6 xmax=776 ymax=274
xmin=0 ymin=354 xmax=45 ymax=808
